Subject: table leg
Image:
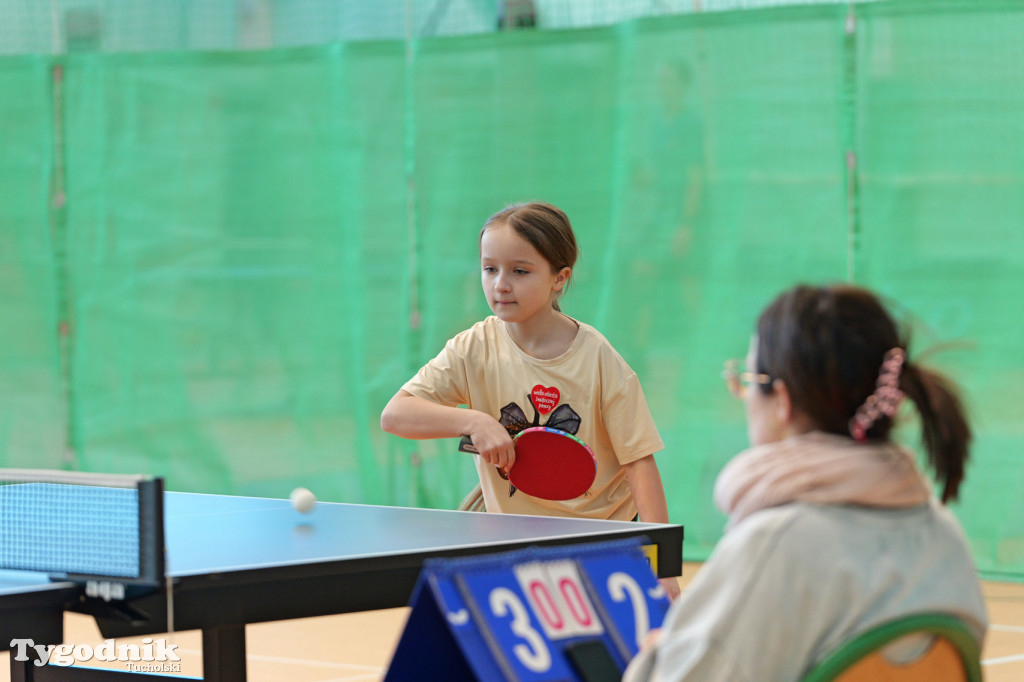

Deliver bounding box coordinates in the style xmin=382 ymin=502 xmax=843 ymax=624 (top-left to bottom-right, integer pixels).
xmin=10 ymin=658 xmax=34 ymax=682
xmin=8 ymin=610 xmax=63 ymax=682
xmin=202 ymin=625 xmax=247 ymax=682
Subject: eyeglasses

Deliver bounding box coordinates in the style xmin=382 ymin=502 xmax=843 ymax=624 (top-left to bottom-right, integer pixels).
xmin=722 ymin=359 xmax=773 ymax=398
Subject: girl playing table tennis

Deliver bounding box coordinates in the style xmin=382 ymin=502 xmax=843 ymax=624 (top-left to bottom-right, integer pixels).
xmin=624 ymin=283 xmax=987 ymax=681
xmin=381 ymin=201 xmax=678 ymax=598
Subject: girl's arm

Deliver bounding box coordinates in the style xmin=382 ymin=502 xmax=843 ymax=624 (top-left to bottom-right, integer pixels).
xmin=380 ymin=390 xmax=516 ymax=471
xmin=623 ymin=455 xmax=681 ymax=600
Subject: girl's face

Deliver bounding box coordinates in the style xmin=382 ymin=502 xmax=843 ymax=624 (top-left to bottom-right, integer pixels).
xmin=480 ymin=223 xmax=569 ymax=324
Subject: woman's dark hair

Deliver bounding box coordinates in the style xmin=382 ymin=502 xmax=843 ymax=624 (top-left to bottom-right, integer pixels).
xmin=755 ymin=284 xmax=971 ymax=502
xmin=481 ymin=202 xmax=579 ymax=311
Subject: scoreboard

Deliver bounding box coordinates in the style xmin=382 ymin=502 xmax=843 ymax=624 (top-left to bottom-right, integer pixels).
xmin=386 ymin=537 xmax=671 ymax=681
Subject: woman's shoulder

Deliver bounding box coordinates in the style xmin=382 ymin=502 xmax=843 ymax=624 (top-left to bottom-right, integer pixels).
xmin=715 ymin=504 xmax=879 ymax=567
xmin=724 ymin=502 xmax=972 ymax=573
xmin=717 ymin=505 xmax=811 ymax=553
xmin=728 ymin=502 xmax=933 ymax=539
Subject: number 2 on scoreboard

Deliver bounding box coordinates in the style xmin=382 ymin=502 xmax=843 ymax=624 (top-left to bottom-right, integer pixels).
xmin=607 ymin=571 xmax=652 ymax=648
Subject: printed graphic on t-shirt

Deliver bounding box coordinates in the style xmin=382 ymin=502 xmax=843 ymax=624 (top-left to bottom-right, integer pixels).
xmin=531 ymin=385 xmax=560 ymax=414
xmin=458 ymin=385 xmax=583 ymax=497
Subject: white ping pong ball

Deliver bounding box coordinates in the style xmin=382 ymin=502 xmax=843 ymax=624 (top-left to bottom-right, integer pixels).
xmin=290 ymin=487 xmax=316 ymax=514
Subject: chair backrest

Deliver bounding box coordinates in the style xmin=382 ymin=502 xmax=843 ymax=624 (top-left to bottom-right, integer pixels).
xmin=801 ymin=612 xmax=983 ymax=682
xmin=457 ymin=483 xmax=485 ymax=512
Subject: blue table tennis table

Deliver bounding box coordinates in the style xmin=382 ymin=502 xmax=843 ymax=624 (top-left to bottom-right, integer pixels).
xmin=1 ymin=490 xmax=683 ymax=681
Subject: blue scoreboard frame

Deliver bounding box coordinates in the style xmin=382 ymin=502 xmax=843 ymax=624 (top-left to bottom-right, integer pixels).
xmin=386 ymin=537 xmax=672 ymax=681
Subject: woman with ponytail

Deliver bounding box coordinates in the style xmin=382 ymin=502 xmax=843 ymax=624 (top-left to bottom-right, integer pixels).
xmin=625 ymin=284 xmax=986 ymax=682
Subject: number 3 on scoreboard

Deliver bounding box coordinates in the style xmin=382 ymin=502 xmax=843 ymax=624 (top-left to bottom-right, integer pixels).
xmin=489 ymin=587 xmax=553 ymax=673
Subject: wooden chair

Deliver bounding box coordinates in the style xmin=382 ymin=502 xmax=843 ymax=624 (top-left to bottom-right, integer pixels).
xmin=457 ymin=483 xmax=485 ymax=512
xmin=801 ymin=612 xmax=982 ymax=682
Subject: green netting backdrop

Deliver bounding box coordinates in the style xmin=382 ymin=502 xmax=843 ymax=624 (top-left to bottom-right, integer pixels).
xmin=1 ymin=0 xmax=1022 ymax=579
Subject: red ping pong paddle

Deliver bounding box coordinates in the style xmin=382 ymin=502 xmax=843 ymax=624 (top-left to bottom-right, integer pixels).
xmin=508 ymin=427 xmax=596 ymax=501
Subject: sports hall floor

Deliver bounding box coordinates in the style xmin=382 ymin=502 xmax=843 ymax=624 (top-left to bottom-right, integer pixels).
xmin=2 ymin=562 xmax=1021 ymax=681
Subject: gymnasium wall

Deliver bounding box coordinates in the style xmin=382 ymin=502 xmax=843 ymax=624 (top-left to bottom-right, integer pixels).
xmin=1 ymin=0 xmax=1022 ymax=578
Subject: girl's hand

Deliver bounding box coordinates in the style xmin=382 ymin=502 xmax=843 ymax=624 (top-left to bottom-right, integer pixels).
xmin=660 ymin=576 xmax=681 ymax=601
xmin=639 ymin=627 xmax=663 ymax=651
xmin=467 ymin=413 xmax=516 ymax=472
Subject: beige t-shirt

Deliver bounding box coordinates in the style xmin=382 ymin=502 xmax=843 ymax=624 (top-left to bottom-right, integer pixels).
xmin=402 ymin=315 xmax=664 ymax=520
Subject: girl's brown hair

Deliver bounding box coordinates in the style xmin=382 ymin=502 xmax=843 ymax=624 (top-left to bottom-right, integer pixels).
xmin=481 ymin=202 xmax=579 ymax=311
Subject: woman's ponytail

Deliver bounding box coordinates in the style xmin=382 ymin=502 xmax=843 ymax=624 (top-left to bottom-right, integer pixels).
xmin=901 ymin=362 xmax=971 ymax=503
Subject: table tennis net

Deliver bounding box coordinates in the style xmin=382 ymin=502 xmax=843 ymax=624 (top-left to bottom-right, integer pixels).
xmin=0 ymin=470 xmax=164 ymax=583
